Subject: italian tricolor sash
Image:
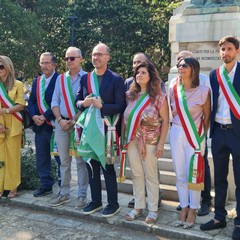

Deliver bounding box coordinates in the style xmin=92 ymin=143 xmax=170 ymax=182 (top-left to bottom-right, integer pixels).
xmin=87 ymin=71 xmax=121 ymax=164
xmin=174 ymin=83 xmax=205 ymax=191
xmin=216 ymin=65 xmax=240 ymax=119
xmin=60 ymin=72 xmax=78 ymax=156
xmin=118 ymin=92 xmax=151 ymax=183
xmin=36 ymin=76 xmax=54 ymax=126
xmin=0 ymin=82 xmax=22 ymax=122
xmin=60 ymin=72 xmax=78 ymax=119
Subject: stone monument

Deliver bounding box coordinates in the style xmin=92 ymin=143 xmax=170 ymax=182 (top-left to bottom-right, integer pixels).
xmin=168 ymin=0 xmax=240 ymax=80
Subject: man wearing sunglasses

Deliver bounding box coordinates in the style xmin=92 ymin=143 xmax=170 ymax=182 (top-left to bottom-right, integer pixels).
xmin=76 ymin=43 xmax=125 ymax=217
xmin=28 ymin=52 xmax=61 ymax=198
xmin=169 ymin=50 xmax=212 ymax=217
xmin=51 ymin=47 xmax=88 ymax=209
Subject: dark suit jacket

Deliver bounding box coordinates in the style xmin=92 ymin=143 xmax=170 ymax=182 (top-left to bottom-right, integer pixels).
xmin=28 ymin=71 xmax=59 ymax=133
xmin=75 ymin=68 xmax=126 ymax=136
xmin=210 ymin=62 xmax=240 ymax=138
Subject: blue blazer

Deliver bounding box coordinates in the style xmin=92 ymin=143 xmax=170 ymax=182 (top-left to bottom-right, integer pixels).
xmin=28 ymin=72 xmax=59 ymax=133
xmin=75 ymin=68 xmax=126 ymax=136
xmin=210 ymin=62 xmax=240 ymax=138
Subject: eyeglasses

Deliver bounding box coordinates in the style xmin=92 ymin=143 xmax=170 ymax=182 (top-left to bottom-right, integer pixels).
xmin=92 ymin=53 xmax=108 ymax=58
xmin=177 ymin=63 xmax=189 ymax=69
xmin=0 ymin=65 xmax=5 ymax=70
xmin=39 ymin=62 xmax=52 ymax=66
xmin=64 ymin=56 xmax=81 ymax=61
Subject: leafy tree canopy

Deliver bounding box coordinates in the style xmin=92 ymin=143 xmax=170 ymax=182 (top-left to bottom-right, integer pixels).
xmin=0 ymin=0 xmax=181 ymax=81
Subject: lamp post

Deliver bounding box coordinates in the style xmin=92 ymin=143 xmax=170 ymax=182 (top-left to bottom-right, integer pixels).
xmin=67 ymin=16 xmax=78 ymax=46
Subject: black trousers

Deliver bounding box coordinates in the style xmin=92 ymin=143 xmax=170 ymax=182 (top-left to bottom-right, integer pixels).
xmin=201 ymin=138 xmax=212 ymax=206
xmin=87 ymin=159 xmax=119 ymax=207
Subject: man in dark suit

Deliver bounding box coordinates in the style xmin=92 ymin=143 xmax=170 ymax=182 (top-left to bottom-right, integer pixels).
xmin=76 ymin=43 xmax=125 ymax=217
xmin=200 ymin=36 xmax=240 ymax=240
xmin=28 ymin=52 xmax=61 ymax=197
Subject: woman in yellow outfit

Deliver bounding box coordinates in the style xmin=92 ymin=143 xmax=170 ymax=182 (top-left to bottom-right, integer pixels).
xmin=0 ymin=56 xmax=25 ymax=198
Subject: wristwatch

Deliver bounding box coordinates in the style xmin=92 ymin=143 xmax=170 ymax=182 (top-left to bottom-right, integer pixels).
xmin=4 ymin=108 xmax=10 ymax=114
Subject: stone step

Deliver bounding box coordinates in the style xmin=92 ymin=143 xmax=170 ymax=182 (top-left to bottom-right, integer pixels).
xmin=159 ymin=170 xmax=176 ymax=186
xmin=101 ymin=177 xmax=179 ymax=202
xmin=158 ymin=158 xmax=174 ymax=172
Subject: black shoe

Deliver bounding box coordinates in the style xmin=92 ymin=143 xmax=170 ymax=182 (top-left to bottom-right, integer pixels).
xmin=83 ymin=201 xmax=103 ymax=215
xmin=33 ymin=188 xmax=52 ymax=197
xmin=102 ymin=204 xmax=120 ymax=217
xmin=197 ymin=203 xmax=211 ymax=216
xmin=200 ymin=219 xmax=227 ymax=231
xmin=232 ymin=225 xmax=240 ymax=240
xmin=128 ymin=198 xmax=135 ymax=208
xmin=176 ymin=204 xmax=182 ymax=211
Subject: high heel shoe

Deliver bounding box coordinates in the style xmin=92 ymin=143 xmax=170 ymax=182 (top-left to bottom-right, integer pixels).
xmin=183 ymin=208 xmax=196 ymax=229
xmin=175 ymin=207 xmax=188 ymax=227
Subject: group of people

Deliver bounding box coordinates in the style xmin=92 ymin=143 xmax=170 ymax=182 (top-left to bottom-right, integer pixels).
xmin=0 ymin=35 xmax=239 ymax=239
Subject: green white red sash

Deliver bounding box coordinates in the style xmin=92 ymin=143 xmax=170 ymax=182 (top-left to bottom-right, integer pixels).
xmin=60 ymin=72 xmax=78 ymax=119
xmin=216 ymin=65 xmax=240 ymax=119
xmin=60 ymin=72 xmax=78 ymax=156
xmin=173 ymin=83 xmax=205 ymax=191
xmin=36 ymin=76 xmax=54 ymax=126
xmin=0 ymin=82 xmax=22 ymax=122
xmin=118 ymin=92 xmax=151 ymax=183
xmin=87 ymin=71 xmax=121 ymax=164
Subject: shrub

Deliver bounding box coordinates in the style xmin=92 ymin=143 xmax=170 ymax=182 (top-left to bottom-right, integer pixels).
xmin=19 ymin=141 xmax=58 ymax=190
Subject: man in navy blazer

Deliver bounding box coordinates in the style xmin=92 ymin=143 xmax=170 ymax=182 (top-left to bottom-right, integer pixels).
xmin=76 ymin=43 xmax=126 ymax=217
xmin=200 ymin=36 xmax=240 ymax=240
xmin=28 ymin=52 xmax=61 ymax=197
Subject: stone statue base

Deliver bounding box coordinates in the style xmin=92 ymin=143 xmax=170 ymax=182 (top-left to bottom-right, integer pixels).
xmin=168 ymin=1 xmax=240 ymax=76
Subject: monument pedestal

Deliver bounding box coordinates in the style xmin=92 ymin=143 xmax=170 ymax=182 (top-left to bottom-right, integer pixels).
xmin=168 ymin=1 xmax=240 ymax=78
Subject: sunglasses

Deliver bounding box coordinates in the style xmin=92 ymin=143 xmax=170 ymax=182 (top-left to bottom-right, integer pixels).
xmin=177 ymin=63 xmax=189 ymax=69
xmin=64 ymin=56 xmax=81 ymax=61
xmin=0 ymin=65 xmax=5 ymax=70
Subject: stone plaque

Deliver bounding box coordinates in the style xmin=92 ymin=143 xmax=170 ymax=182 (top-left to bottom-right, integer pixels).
xmin=186 ymin=42 xmax=221 ymax=71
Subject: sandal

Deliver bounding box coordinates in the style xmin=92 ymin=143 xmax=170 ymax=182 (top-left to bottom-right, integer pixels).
xmin=145 ymin=211 xmax=158 ymax=224
xmin=8 ymin=191 xmax=17 ymax=198
xmin=125 ymin=209 xmax=142 ymax=221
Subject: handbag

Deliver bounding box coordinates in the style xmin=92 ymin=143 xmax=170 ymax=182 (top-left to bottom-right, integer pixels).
xmin=21 ymin=107 xmax=32 ymax=129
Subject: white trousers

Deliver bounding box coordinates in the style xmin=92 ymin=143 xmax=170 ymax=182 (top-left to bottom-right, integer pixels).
xmin=170 ymin=124 xmax=205 ymax=209
xmin=127 ymin=141 xmax=159 ymax=211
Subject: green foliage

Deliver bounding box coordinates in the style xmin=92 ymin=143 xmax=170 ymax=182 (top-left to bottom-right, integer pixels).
xmin=0 ymin=0 xmax=182 ymax=81
xmin=19 ymin=141 xmax=58 ymax=190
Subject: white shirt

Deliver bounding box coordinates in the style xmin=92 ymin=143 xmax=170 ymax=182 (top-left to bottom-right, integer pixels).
xmin=215 ymin=61 xmax=237 ymax=124
xmin=44 ymin=71 xmax=55 ymax=90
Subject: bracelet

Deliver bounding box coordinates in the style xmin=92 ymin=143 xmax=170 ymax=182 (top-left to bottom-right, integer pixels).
xmin=57 ymin=118 xmax=62 ymax=123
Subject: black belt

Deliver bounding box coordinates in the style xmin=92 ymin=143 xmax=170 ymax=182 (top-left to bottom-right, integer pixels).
xmin=61 ymin=115 xmax=70 ymax=120
xmin=215 ymin=122 xmax=233 ymax=130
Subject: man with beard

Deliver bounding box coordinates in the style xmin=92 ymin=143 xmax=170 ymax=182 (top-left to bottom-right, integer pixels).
xmin=200 ymin=36 xmax=240 ymax=240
